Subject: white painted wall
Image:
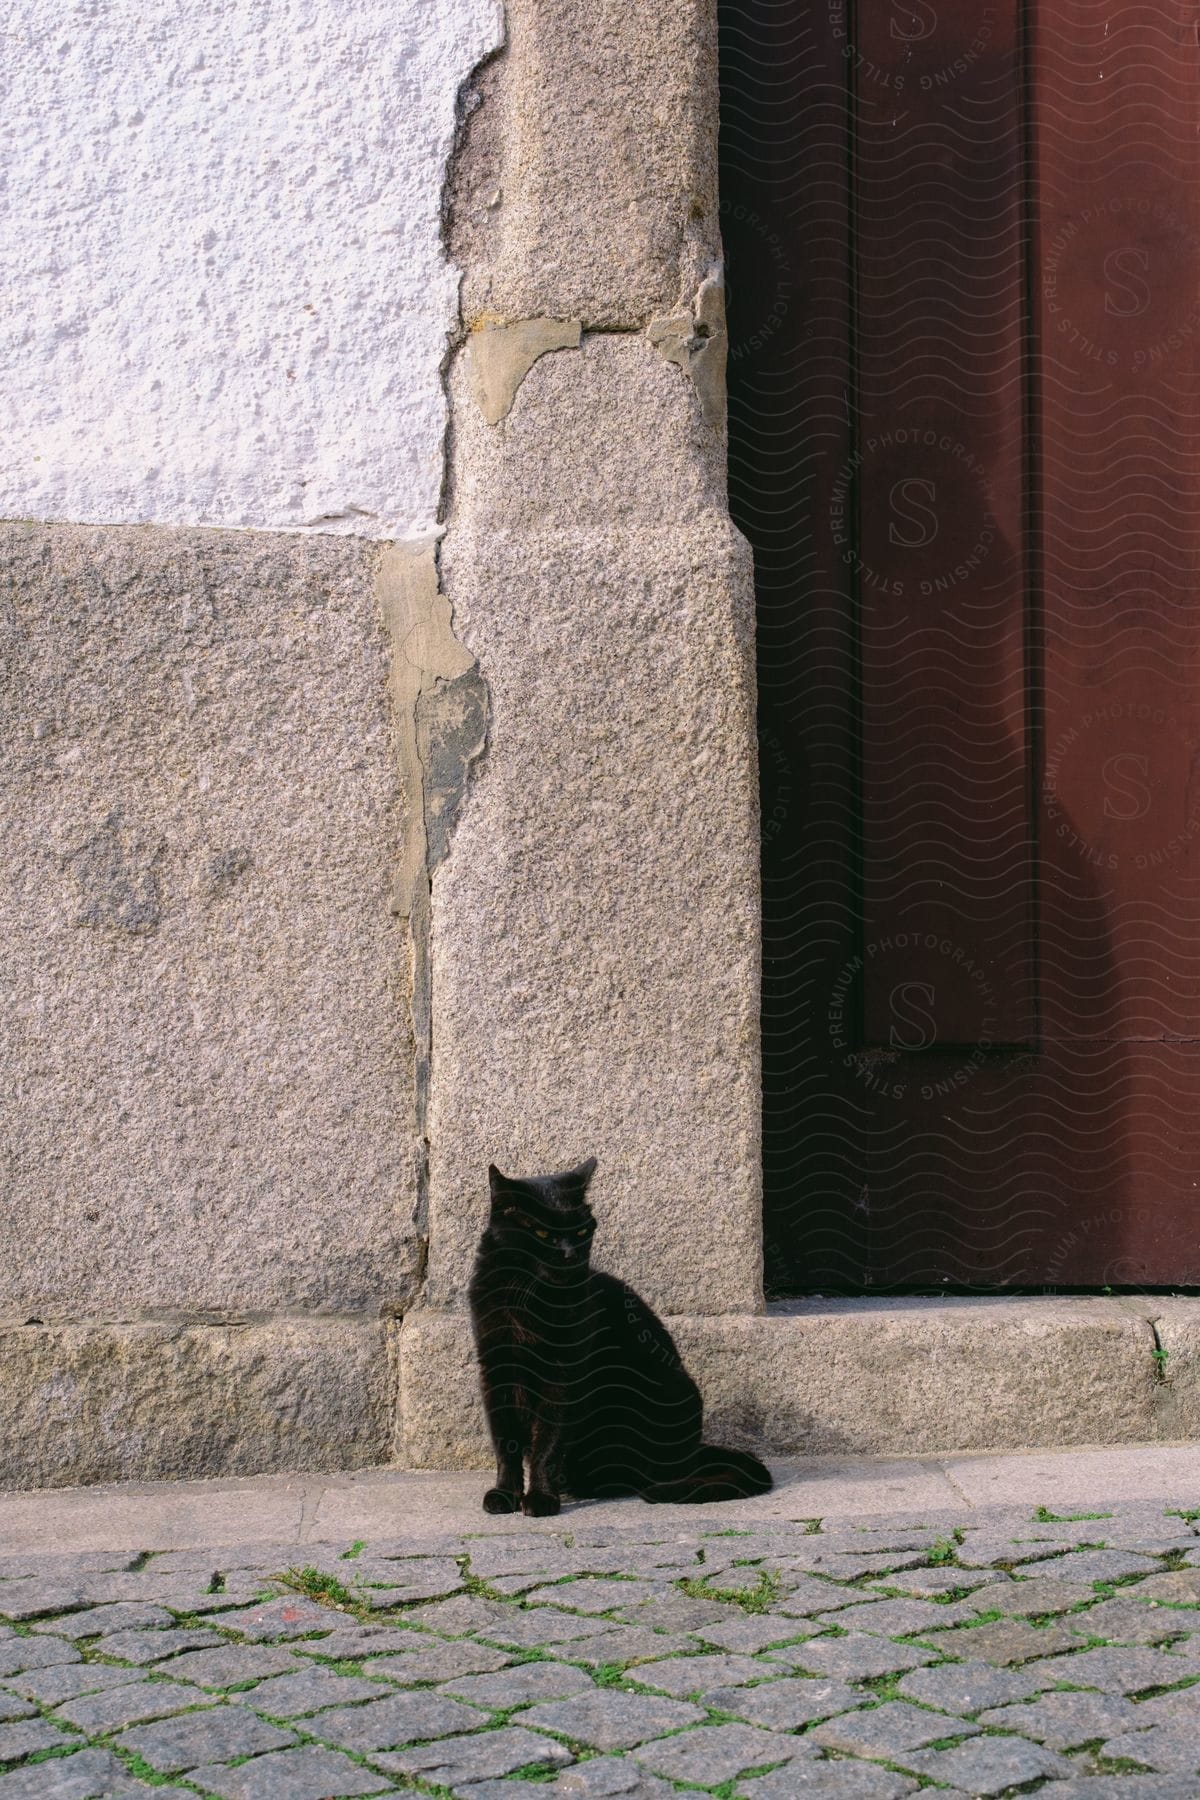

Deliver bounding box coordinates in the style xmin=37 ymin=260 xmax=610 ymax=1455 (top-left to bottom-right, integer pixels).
xmin=1 ymin=0 xmax=501 ymax=537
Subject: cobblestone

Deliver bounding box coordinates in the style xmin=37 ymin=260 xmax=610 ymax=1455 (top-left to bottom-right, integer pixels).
xmin=28 ymin=1602 xmax=175 ymax=1638
xmin=632 ymin=1719 xmax=816 ymax=1784
xmin=164 ymin=1643 xmax=307 ymax=1687
xmin=0 ymin=1636 xmax=80 ymax=1677
xmin=1024 ymin=1643 xmax=1200 ymax=1692
xmin=354 ymin=1555 xmax=463 ymax=1602
xmin=612 ymin=1593 xmax=731 ymax=1632
xmin=308 ymin=1689 xmax=485 ymax=1752
xmin=243 ymin=1666 xmax=390 ymax=1716
xmin=954 ymin=1536 xmax=1069 ymax=1568
xmin=770 ymin=1575 xmax=875 ymax=1615
xmin=194 ymin=1746 xmax=393 ymax=1798
xmin=982 ymin=1577 xmax=1098 ymax=1616
xmin=1137 ymin=1568 xmax=1200 ymax=1602
xmin=0 ymin=1554 xmax=139 ymax=1579
xmin=785 ymin=1631 xmax=937 ymax=1679
xmin=1134 ymin=1683 xmax=1200 ymax=1726
xmin=811 ymin=1595 xmax=979 ymax=1636
xmin=787 ymin=1548 xmax=931 ymax=1578
xmin=977 ymin=1689 xmax=1144 ymax=1748
xmin=754 ymin=1638 xmax=854 ymax=1673
xmin=467 ymin=1765 xmax=676 ymax=1800
xmin=735 ymin=1766 xmax=916 ymax=1799
xmin=634 ymin=1652 xmax=766 ymax=1696
xmin=167 ymin=1577 xmax=268 ymax=1612
xmin=1066 ymin=1595 xmax=1197 ymax=1644
xmin=3 ymin=1660 xmax=140 ymax=1705
xmin=543 ymin=1626 xmax=694 ymax=1666
xmin=438 ymin=1659 xmax=594 ymax=1707
xmin=401 ymin=1593 xmax=513 ymax=1635
xmin=0 ymin=1582 xmax=86 ymax=1619
xmin=1018 ymin=1549 xmax=1165 ymax=1583
xmin=0 ymin=1499 xmax=1195 ymax=1795
xmin=525 ymin=1578 xmax=667 ymax=1614
xmin=899 ymin=1734 xmax=1076 ymax=1790
xmin=374 ymin=1722 xmax=574 ymax=1785
xmin=702 ymin=1674 xmax=867 ymax=1729
xmin=683 ymin=1558 xmax=760 ymax=1589
xmin=933 ymin=1615 xmax=1083 ymax=1664
xmin=1098 ymin=1723 xmax=1200 ymax=1774
xmin=54 ymin=1677 xmax=216 ymax=1732
xmin=157 ymin=1542 xmax=324 ymax=1573
xmin=293 ymin=1626 xmax=430 ymax=1659
xmin=868 ymin=1566 xmax=1004 ymax=1597
xmin=14 ymin=1573 xmax=221 ymax=1612
xmin=367 ymin=1638 xmax=513 ymax=1683
xmin=0 ymin=1745 xmax=196 ymax=1798
xmin=1039 ymin=1782 xmax=1200 ymax=1798
xmin=215 ymin=1595 xmax=344 ymax=1640
xmin=91 ymin=1625 xmax=223 ymax=1663
xmin=894 ymin=1658 xmax=1048 ymax=1713
xmin=522 ymin=1689 xmax=705 ymax=1749
xmin=809 ymin=1699 xmax=979 ymax=1757
xmin=475 ymin=1609 xmax=612 ymax=1649
xmin=688 ymin=1614 xmax=820 ymax=1653
xmin=116 ymin=1705 xmax=296 ymax=1772
xmin=0 ymin=1717 xmax=76 ymax=1760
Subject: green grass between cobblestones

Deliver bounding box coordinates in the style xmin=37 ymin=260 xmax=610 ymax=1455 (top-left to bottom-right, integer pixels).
xmin=1 ymin=1504 xmax=1199 ymax=1795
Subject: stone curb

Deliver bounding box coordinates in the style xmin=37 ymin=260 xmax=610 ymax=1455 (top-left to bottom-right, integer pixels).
xmin=400 ymin=1297 xmax=1199 ymax=1467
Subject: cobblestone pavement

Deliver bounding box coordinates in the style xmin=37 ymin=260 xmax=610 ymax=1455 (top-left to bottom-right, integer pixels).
xmin=4 ymin=1500 xmax=1200 ymax=1798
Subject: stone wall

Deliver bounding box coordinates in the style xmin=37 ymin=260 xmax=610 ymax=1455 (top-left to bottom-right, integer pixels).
xmin=0 ymin=0 xmax=502 ymax=1485
xmin=0 ymin=525 xmax=417 ymax=1479
xmin=3 ymin=0 xmax=501 ymax=536
xmin=410 ymin=0 xmax=763 ymax=1353
xmin=0 ymin=0 xmax=768 ymax=1485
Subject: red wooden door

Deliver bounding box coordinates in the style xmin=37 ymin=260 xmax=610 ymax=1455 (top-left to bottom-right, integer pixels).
xmin=722 ymin=0 xmax=1200 ymax=1289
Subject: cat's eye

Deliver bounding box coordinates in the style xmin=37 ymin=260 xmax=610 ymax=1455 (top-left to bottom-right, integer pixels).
xmin=576 ymin=1228 xmax=589 ymax=1239
xmin=534 ymin=1228 xmax=550 ymax=1240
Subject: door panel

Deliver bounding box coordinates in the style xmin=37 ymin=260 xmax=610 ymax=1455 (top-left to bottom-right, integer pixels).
xmin=721 ymin=0 xmax=1200 ymax=1289
xmin=855 ymin=0 xmax=1035 ymax=1049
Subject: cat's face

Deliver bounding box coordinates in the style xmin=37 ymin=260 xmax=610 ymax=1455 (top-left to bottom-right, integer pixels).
xmin=485 ymin=1158 xmax=598 ymax=1277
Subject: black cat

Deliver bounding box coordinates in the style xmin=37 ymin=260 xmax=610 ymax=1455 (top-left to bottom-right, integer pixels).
xmin=468 ymin=1157 xmax=773 ymax=1514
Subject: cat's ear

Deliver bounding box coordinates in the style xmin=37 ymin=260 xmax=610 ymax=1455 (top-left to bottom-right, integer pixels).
xmin=488 ymin=1163 xmax=508 ymax=1196
xmin=571 ymin=1156 xmax=598 ymax=1188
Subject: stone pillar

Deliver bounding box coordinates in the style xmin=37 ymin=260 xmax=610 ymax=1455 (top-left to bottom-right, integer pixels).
xmin=401 ymin=0 xmax=763 ymax=1460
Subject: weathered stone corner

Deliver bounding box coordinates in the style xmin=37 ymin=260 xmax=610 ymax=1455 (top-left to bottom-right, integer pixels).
xmin=446 ymin=0 xmax=722 ymax=329
xmin=647 ymin=266 xmax=730 ymax=431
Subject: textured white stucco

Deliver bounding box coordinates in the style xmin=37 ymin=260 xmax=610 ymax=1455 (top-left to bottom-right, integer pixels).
xmin=2 ymin=0 xmax=501 ymax=536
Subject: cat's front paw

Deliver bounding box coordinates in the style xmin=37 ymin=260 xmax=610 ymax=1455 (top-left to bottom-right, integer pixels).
xmin=483 ymin=1486 xmax=523 ymax=1514
xmin=522 ymin=1488 xmax=560 ymax=1517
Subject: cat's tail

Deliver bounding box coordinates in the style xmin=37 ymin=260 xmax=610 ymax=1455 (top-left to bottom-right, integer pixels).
xmin=642 ymin=1444 xmax=773 ymax=1504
